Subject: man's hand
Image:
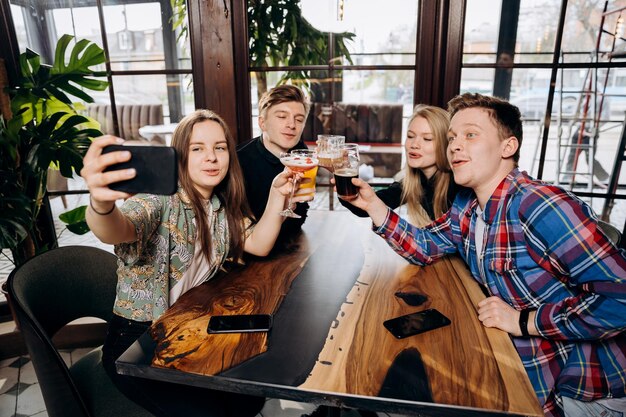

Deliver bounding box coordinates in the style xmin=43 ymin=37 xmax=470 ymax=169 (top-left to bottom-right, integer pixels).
xmin=344 ymin=178 xmax=389 ymax=226
xmin=477 ymin=296 xmax=523 ymax=336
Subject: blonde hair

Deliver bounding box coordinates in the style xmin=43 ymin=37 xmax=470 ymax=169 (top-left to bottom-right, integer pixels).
xmin=171 ymin=109 xmax=252 ymax=263
xmin=401 ymin=104 xmax=452 ymax=225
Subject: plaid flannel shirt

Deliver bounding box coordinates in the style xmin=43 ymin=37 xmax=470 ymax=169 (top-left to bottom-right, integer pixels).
xmin=374 ymin=168 xmax=626 ymax=417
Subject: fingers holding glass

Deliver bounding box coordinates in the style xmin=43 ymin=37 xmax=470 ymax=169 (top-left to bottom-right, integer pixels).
xmin=278 ymin=149 xmax=319 ymax=218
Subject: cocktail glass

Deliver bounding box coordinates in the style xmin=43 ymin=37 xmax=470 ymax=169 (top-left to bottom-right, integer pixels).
xmin=279 ymin=149 xmax=319 ymax=218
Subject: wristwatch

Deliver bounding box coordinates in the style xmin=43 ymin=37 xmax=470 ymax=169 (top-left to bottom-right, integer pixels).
xmin=518 ymin=309 xmax=531 ymax=337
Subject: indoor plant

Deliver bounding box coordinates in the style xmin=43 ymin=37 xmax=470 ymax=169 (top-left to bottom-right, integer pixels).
xmin=0 ymin=34 xmax=108 ymax=267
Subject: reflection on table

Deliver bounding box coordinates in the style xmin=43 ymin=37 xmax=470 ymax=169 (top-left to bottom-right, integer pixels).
xmin=117 ymin=211 xmax=543 ymax=417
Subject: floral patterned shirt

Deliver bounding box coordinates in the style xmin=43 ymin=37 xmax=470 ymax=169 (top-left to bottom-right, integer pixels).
xmin=113 ymin=188 xmax=229 ymax=322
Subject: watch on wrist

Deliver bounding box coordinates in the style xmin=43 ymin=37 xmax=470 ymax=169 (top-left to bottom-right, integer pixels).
xmin=518 ymin=309 xmax=531 ymax=337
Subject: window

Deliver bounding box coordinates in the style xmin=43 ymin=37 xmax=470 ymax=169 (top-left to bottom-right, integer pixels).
xmin=247 ymin=0 xmax=419 ymax=179
xmin=461 ymin=0 xmax=626 ymax=228
xmin=7 ymin=0 xmax=194 ymax=241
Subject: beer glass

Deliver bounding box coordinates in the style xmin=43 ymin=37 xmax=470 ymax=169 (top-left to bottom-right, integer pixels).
xmin=278 ymin=149 xmax=319 ymax=218
xmin=316 ymin=135 xmax=344 ymax=172
xmin=332 ymin=144 xmax=359 ymax=200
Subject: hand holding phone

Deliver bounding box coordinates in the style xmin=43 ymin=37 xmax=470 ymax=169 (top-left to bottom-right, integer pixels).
xmin=207 ymin=314 xmax=273 ymax=334
xmin=383 ymin=308 xmax=451 ymax=339
xmin=102 ymin=143 xmax=178 ymax=195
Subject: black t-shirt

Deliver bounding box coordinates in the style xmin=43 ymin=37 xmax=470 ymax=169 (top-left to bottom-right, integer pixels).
xmin=236 ymin=137 xmax=309 ymax=238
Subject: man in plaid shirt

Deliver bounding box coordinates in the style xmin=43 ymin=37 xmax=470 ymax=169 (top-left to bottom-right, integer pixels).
xmin=347 ymin=93 xmax=626 ymax=417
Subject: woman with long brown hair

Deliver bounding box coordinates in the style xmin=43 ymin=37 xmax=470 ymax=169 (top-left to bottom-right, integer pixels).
xmin=81 ymin=109 xmax=306 ymax=416
xmin=342 ymin=104 xmax=462 ymax=226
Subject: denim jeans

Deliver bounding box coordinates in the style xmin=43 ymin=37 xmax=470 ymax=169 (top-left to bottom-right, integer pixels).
xmin=102 ymin=314 xmax=265 ymax=417
xmin=562 ymin=396 xmax=625 ymax=417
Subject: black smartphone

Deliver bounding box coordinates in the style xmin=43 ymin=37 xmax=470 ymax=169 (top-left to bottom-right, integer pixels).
xmin=383 ymin=308 xmax=451 ymax=339
xmin=207 ymin=314 xmax=273 ymax=334
xmin=102 ymin=143 xmax=178 ymax=195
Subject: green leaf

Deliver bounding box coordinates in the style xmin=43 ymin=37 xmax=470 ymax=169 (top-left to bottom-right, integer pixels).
xmin=59 ymin=204 xmax=86 ymax=224
xmin=52 ymin=34 xmax=74 ymax=73
xmin=59 ymin=205 xmax=90 ymax=235
xmin=2 ymin=34 xmax=107 ymax=253
xmin=66 ymin=221 xmax=90 ymax=235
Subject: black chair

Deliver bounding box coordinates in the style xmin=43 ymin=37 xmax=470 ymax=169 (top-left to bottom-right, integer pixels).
xmin=6 ymin=245 xmax=153 ymax=417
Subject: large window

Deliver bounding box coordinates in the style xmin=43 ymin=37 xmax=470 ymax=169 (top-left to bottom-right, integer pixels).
xmin=247 ymin=0 xmax=419 ymax=179
xmin=461 ymin=0 xmax=626 ymax=228
xmin=6 ymin=0 xmax=194 ymax=246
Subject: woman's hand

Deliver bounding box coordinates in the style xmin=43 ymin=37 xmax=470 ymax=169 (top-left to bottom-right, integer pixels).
xmin=80 ymin=135 xmax=135 ymax=211
xmin=270 ymin=169 xmax=314 ymax=205
xmin=477 ymin=296 xmax=522 ymax=336
xmin=81 ymin=136 xmax=138 ymax=244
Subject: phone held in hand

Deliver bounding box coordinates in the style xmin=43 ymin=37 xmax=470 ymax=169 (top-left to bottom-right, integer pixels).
xmin=383 ymin=308 xmax=451 ymax=339
xmin=207 ymin=314 xmax=273 ymax=334
xmin=102 ymin=143 xmax=178 ymax=195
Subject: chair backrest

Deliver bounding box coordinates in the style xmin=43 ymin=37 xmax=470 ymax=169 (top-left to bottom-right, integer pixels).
xmin=86 ymin=103 xmax=164 ymax=141
xmin=7 ymin=246 xmax=119 ymax=417
xmin=598 ymin=219 xmax=622 ymax=246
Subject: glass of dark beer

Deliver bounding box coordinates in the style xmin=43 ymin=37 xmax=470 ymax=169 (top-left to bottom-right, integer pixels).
xmin=332 ymin=144 xmax=359 ymax=200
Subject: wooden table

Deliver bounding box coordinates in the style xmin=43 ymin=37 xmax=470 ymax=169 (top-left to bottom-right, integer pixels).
xmin=116 ymin=211 xmax=543 ymax=417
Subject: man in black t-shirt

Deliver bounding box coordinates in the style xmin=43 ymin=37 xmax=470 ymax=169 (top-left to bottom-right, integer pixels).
xmin=237 ymin=85 xmax=311 ymax=239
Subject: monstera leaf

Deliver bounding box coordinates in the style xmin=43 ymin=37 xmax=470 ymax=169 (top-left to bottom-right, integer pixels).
xmin=1 ymin=34 xmax=108 ymax=265
xmin=10 ymin=34 xmax=108 ymax=125
xmin=24 ymin=112 xmax=100 ymax=176
xmin=59 ymin=205 xmax=89 ymax=235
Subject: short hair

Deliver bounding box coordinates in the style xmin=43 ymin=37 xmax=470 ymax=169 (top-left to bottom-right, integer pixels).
xmin=447 ymin=93 xmax=523 ymax=163
xmin=258 ymin=84 xmax=310 ymax=118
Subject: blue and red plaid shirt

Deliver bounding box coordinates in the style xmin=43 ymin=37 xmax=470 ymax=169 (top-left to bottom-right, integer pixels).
xmin=374 ymin=168 xmax=626 ymax=417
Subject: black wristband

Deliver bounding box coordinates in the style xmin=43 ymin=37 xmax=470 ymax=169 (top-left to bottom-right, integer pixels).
xmin=518 ymin=309 xmax=531 ymax=338
xmin=89 ymin=198 xmax=115 ymax=216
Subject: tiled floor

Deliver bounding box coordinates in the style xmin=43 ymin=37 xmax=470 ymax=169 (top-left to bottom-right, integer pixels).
xmin=0 ymin=347 xmax=94 ymax=417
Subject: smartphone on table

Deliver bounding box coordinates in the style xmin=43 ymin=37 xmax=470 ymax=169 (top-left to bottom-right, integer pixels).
xmin=207 ymin=314 xmax=273 ymax=334
xmin=102 ymin=142 xmax=178 ymax=195
xmin=383 ymin=308 xmax=451 ymax=339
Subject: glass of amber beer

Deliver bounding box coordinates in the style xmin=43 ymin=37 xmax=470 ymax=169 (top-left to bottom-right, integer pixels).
xmin=332 ymin=144 xmax=359 ymax=200
xmin=316 ymin=135 xmax=344 ymax=172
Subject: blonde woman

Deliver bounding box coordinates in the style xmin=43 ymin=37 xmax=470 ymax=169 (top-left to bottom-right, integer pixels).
xmin=341 ymin=104 xmax=462 ymax=225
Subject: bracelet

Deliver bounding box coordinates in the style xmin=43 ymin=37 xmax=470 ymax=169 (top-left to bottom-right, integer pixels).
xmin=89 ymin=198 xmax=116 ymax=216
xmin=518 ymin=309 xmax=531 ymax=338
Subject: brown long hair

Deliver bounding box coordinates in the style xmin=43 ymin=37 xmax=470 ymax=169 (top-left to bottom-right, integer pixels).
xmin=401 ymin=104 xmax=452 ymax=225
xmin=171 ymin=109 xmax=252 ymax=263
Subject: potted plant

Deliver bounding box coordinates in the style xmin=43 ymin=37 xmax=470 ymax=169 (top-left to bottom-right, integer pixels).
xmin=0 ymin=34 xmax=108 ymax=268
xmin=248 ymin=0 xmax=355 ymax=100
xmin=170 ymin=0 xmax=355 ymax=100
